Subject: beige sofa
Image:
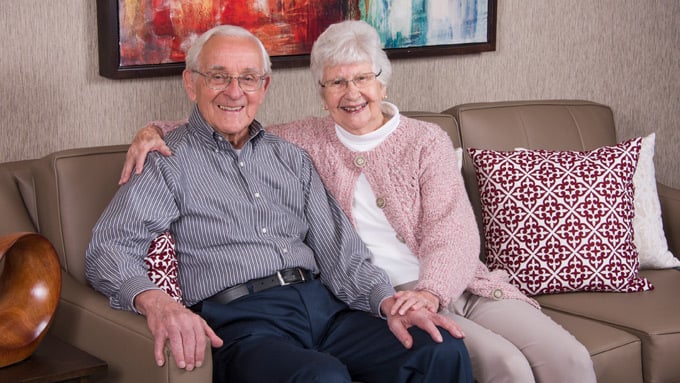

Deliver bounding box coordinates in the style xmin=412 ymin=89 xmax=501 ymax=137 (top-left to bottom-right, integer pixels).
xmin=0 ymin=99 xmax=677 ymax=382
xmin=442 ymin=100 xmax=680 ymax=383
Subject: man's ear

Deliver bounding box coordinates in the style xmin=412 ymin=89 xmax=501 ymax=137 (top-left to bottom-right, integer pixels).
xmin=261 ymin=75 xmax=271 ymax=93
xmin=183 ymin=70 xmax=197 ymax=101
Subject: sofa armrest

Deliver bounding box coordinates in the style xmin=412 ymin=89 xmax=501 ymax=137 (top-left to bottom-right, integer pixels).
xmin=50 ymin=272 xmax=212 ymax=383
xmin=657 ymin=182 xmax=680 ymax=258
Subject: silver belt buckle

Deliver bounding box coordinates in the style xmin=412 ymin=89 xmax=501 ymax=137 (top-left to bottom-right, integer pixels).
xmin=276 ymin=268 xmax=306 ymax=286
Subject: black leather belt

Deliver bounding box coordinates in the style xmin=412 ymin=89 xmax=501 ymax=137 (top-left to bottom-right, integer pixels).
xmin=199 ymin=268 xmax=316 ymax=308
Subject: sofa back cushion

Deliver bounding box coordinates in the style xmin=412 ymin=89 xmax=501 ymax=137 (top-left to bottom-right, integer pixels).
xmin=444 ymin=100 xmax=618 ymax=257
xmin=401 ymin=111 xmax=462 ymax=149
xmin=33 ymin=145 xmax=128 ymax=283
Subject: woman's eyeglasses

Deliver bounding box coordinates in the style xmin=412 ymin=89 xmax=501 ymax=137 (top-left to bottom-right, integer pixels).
xmin=319 ymin=69 xmax=382 ymax=92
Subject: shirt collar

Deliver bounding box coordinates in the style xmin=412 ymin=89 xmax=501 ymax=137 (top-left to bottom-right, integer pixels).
xmin=334 ymin=101 xmax=401 ymax=152
xmin=188 ymin=105 xmax=265 ymax=152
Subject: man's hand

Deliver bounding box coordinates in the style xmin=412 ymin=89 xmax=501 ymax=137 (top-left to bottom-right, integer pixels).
xmin=135 ymin=290 xmax=223 ymax=371
xmin=119 ymin=124 xmax=172 ymax=185
xmin=381 ymin=297 xmax=464 ymax=349
xmin=391 ymin=289 xmax=440 ymax=315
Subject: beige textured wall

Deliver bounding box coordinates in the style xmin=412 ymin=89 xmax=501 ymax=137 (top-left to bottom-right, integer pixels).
xmin=1 ymin=1 xmax=678 ymax=187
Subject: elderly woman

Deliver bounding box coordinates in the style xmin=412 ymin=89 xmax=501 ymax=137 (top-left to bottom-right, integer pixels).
xmin=122 ymin=20 xmax=595 ymax=383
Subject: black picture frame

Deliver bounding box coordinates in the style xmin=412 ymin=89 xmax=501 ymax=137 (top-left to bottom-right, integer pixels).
xmin=97 ymin=0 xmax=497 ymax=80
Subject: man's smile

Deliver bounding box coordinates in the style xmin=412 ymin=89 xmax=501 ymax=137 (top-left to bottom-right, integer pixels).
xmin=217 ymin=104 xmax=244 ymax=112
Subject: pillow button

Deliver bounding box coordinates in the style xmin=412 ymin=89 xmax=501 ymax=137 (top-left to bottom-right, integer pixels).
xmin=492 ymin=288 xmax=504 ymax=300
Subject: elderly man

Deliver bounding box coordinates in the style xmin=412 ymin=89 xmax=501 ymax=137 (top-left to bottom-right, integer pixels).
xmin=85 ymin=25 xmax=472 ymax=383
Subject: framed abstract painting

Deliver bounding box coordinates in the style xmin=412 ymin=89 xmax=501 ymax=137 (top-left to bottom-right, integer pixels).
xmin=97 ymin=0 xmax=497 ymax=79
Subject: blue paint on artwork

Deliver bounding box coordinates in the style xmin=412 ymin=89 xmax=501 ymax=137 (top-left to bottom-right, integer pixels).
xmin=461 ymin=0 xmax=480 ymax=38
xmin=359 ymin=0 xmax=488 ymax=49
xmin=410 ymin=0 xmax=428 ymax=47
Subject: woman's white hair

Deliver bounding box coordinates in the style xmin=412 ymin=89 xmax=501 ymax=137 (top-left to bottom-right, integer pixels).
xmin=310 ymin=20 xmax=392 ymax=93
xmin=184 ymin=25 xmax=272 ymax=75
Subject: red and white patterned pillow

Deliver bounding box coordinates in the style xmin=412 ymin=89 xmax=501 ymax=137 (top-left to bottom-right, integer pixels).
xmin=145 ymin=231 xmax=183 ymax=303
xmin=468 ymin=138 xmax=654 ymax=296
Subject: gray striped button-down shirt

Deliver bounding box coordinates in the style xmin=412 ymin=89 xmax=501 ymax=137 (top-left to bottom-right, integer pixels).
xmin=85 ymin=106 xmax=394 ymax=315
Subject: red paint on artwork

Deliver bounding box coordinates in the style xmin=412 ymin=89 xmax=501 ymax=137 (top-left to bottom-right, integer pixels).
xmin=118 ymin=0 xmax=353 ymax=67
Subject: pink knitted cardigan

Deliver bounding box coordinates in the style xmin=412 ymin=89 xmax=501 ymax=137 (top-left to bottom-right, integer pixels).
xmin=268 ymin=115 xmax=539 ymax=309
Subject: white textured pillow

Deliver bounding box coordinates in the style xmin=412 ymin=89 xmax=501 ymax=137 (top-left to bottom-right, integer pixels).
xmin=632 ymin=133 xmax=680 ymax=268
xmin=454 ymin=147 xmax=463 ymax=171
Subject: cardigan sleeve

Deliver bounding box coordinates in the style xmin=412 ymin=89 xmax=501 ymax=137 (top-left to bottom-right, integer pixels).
xmin=412 ymin=126 xmax=481 ymax=306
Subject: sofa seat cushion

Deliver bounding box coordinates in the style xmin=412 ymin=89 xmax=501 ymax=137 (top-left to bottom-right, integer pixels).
xmin=536 ymin=269 xmax=680 ymax=383
xmin=542 ymin=308 xmax=642 ymax=383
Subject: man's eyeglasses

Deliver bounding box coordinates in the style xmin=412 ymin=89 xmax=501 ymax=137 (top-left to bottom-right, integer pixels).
xmin=192 ymin=70 xmax=267 ymax=92
xmin=319 ymin=69 xmax=382 ymax=92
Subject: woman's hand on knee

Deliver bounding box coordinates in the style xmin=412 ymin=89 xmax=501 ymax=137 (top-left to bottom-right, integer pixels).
xmin=391 ymin=290 xmax=440 ymax=316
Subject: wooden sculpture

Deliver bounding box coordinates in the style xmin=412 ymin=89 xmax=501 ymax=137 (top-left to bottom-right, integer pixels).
xmin=0 ymin=232 xmax=61 ymax=368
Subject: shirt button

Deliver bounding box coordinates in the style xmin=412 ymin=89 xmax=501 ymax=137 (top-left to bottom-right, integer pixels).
xmin=261 ymin=228 xmax=267 ymax=233
xmin=376 ymin=197 xmax=386 ymax=209
xmin=239 ymin=161 xmax=245 ymax=167
xmin=254 ymin=192 xmax=261 ymax=198
xmin=492 ymin=289 xmax=504 ymax=300
xmin=354 ymin=156 xmax=366 ymax=167
xmin=282 ymin=248 xmax=288 ymax=254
